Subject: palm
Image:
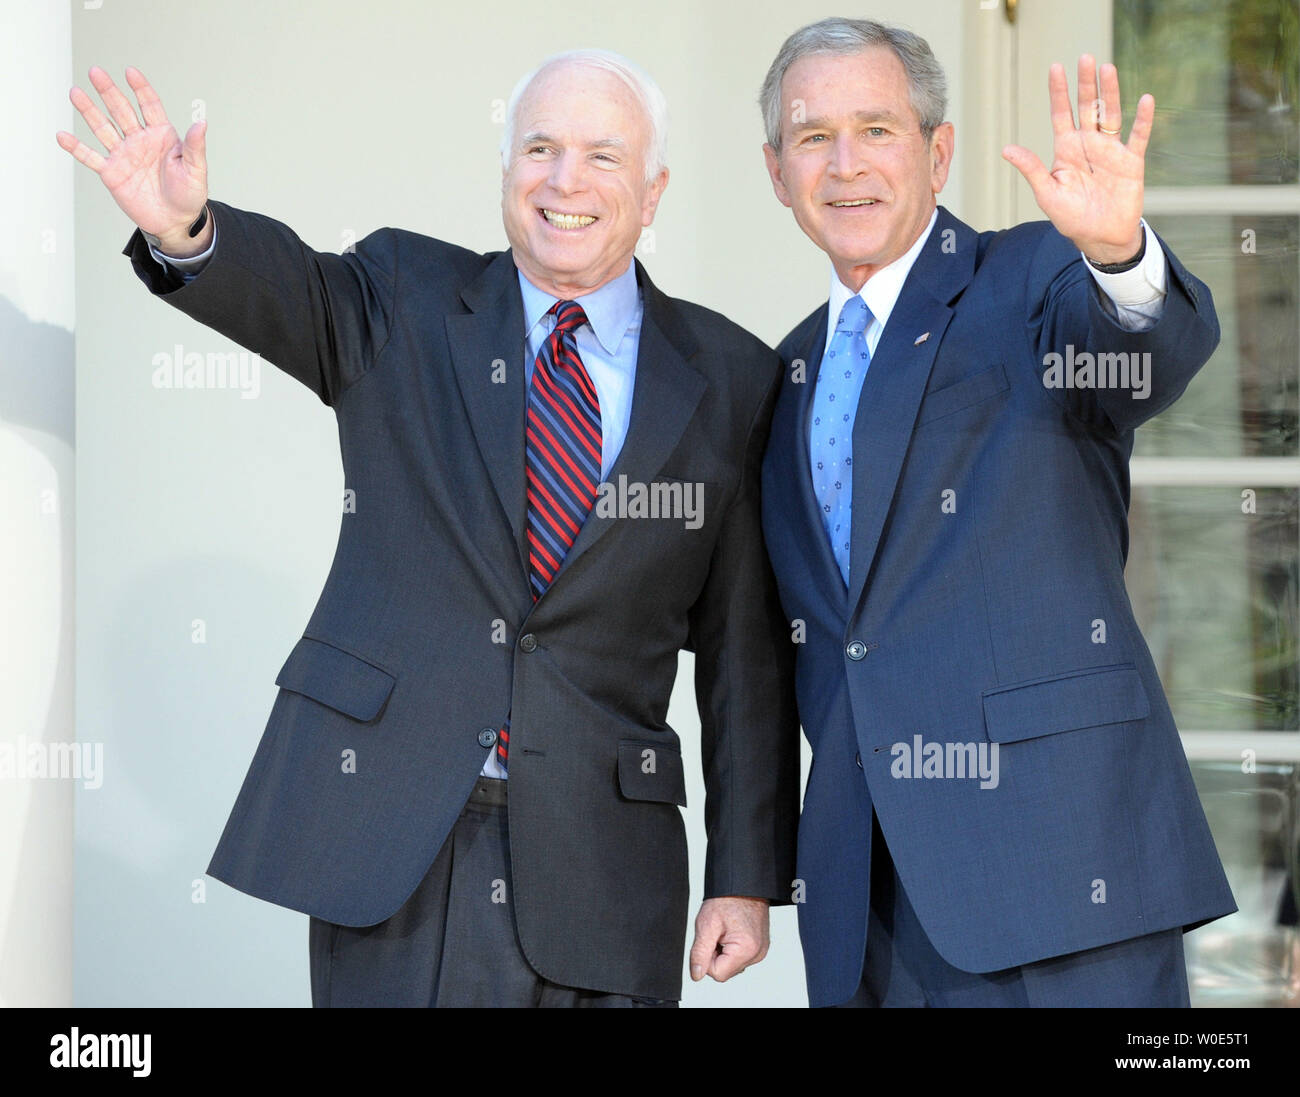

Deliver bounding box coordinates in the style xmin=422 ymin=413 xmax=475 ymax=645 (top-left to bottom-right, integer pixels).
xmin=1036 ymin=127 xmax=1144 ymax=244
xmin=1003 ymin=56 xmax=1153 ymax=261
xmin=101 ymin=123 xmax=205 ymax=235
xmin=56 ymin=66 xmax=207 ymax=238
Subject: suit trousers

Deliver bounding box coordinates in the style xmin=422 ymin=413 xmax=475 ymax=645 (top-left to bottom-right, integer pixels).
xmin=309 ymin=778 xmax=677 ymax=1007
xmin=835 ymin=811 xmax=1192 ymax=1008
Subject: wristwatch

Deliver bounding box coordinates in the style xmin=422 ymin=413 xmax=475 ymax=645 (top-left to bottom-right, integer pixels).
xmin=141 ymin=205 xmax=210 ymax=251
xmin=1085 ymin=228 xmax=1146 ymax=274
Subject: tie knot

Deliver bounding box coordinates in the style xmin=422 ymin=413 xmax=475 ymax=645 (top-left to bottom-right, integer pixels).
xmin=550 ymin=300 xmax=589 ymax=335
xmin=836 ymin=295 xmax=872 ymax=336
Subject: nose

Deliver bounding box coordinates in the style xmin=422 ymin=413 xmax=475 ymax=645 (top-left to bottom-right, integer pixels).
xmin=828 ymin=133 xmax=867 ymax=181
xmin=547 ymin=148 xmax=586 ymax=194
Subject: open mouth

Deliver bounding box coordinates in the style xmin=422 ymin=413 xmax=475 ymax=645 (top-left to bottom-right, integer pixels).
xmin=828 ymin=198 xmax=879 ymax=208
xmin=540 ymin=208 xmax=598 ymax=230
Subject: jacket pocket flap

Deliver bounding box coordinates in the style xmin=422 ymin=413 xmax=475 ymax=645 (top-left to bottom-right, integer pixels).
xmin=982 ymin=663 xmax=1148 ymax=744
xmin=275 ymin=636 xmax=396 ymax=722
xmin=617 ymin=740 xmax=687 ymax=806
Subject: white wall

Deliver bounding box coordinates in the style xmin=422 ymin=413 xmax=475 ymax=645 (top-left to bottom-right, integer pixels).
xmin=68 ymin=0 xmax=972 ymax=1006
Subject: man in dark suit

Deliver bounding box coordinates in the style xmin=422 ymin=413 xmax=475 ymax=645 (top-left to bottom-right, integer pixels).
xmin=58 ymin=49 xmax=798 ymax=1006
xmin=758 ymin=17 xmax=1236 ymax=1006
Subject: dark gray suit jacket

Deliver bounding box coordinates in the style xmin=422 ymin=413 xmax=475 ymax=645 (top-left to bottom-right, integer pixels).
xmin=123 ymin=200 xmax=800 ymax=1000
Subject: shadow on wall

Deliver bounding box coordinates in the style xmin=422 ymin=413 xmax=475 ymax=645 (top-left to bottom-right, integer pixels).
xmin=0 ymin=294 xmax=74 ymax=441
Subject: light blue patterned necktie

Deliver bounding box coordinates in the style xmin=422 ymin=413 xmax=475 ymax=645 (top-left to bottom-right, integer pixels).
xmin=810 ymin=295 xmax=873 ymax=586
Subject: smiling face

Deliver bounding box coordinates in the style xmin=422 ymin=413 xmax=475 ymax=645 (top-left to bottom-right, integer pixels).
xmin=502 ymin=62 xmax=668 ymax=298
xmin=763 ymin=47 xmax=953 ymax=291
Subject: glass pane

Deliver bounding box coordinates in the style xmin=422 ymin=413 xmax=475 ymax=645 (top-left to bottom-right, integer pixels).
xmin=1127 ymin=486 xmax=1299 ymax=730
xmin=1185 ymin=762 xmax=1300 ymax=1006
xmin=1114 ymin=0 xmax=1300 ymax=185
xmin=1133 ymin=214 xmax=1299 ymax=458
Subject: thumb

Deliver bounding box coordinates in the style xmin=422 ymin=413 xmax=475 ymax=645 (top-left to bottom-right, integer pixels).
xmin=1002 ymin=144 xmax=1051 ymax=195
xmin=689 ymin=923 xmax=719 ymax=982
xmin=182 ymin=120 xmax=207 ymax=176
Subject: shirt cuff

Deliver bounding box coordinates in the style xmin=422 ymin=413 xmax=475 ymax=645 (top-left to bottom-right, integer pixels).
xmin=146 ymin=216 xmax=218 ymax=280
xmin=1083 ymin=218 xmax=1167 ymax=309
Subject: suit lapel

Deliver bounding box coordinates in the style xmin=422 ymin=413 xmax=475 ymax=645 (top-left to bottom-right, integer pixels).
xmin=845 ymin=207 xmax=977 ymax=619
xmin=445 ymin=250 xmax=530 ymax=579
xmin=550 ymin=261 xmax=706 ymax=588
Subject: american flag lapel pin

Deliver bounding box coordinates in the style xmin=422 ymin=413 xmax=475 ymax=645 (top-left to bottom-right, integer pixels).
xmin=914 ymin=332 xmax=931 ymax=346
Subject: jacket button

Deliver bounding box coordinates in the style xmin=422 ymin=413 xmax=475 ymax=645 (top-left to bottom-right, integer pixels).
xmin=855 ymin=752 xmax=863 ymax=769
xmin=477 ymin=727 xmax=498 ymax=748
xmin=519 ymin=633 xmax=538 ymax=653
xmin=846 ymin=640 xmax=867 ymax=660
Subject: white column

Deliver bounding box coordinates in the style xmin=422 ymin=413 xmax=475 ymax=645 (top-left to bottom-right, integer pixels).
xmin=0 ymin=0 xmax=76 ymax=1006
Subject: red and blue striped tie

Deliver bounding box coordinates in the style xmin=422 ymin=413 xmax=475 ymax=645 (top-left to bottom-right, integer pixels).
xmin=498 ymin=300 xmax=601 ymax=770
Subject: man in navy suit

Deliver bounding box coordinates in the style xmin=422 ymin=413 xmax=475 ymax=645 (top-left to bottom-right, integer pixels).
xmin=58 ymin=50 xmax=799 ymax=1006
xmin=758 ymin=17 xmax=1236 ymax=1006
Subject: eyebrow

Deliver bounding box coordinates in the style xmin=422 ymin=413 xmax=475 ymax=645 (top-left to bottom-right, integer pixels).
xmin=519 ymin=131 xmax=629 ymax=152
xmin=789 ymin=110 xmax=905 ymax=134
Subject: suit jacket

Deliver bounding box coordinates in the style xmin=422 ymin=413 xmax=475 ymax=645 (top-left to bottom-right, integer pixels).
xmin=123 ymin=200 xmax=800 ymax=1001
xmin=761 ymin=206 xmax=1237 ymax=1007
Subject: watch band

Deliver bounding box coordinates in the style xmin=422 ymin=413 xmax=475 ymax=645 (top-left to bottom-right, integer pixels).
xmin=141 ymin=205 xmax=210 ymax=251
xmin=1086 ymin=229 xmax=1146 ymax=274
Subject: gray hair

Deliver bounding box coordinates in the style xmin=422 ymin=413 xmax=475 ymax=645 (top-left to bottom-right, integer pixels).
xmin=759 ymin=17 xmax=948 ymax=151
xmin=500 ymin=49 xmax=669 ymax=183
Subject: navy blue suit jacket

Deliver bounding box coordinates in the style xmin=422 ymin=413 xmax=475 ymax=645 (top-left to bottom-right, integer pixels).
xmin=761 ymin=206 xmax=1236 ymax=1007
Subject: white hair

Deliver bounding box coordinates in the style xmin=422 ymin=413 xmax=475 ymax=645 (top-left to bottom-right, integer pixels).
xmin=500 ymin=49 xmax=668 ymax=183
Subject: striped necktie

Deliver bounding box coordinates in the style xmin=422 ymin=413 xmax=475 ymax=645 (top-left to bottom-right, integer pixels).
xmin=497 ymin=300 xmax=602 ymax=770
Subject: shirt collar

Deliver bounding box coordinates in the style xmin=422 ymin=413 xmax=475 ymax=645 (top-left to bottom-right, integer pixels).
xmin=826 ymin=207 xmax=939 ymax=346
xmin=517 ymin=258 xmax=640 ymax=356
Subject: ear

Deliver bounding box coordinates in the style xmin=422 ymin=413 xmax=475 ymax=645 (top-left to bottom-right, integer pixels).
xmin=929 ymin=122 xmax=955 ymax=196
xmin=641 ymin=167 xmax=669 ymax=225
xmin=762 ymin=143 xmax=793 ymax=208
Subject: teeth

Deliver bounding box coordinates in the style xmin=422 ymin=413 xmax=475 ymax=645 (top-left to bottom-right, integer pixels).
xmin=831 ymin=199 xmax=876 ymax=207
xmin=543 ymin=209 xmax=597 ymax=229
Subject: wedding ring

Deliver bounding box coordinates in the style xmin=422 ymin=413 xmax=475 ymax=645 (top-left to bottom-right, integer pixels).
xmin=1099 ymin=125 xmax=1120 ymax=135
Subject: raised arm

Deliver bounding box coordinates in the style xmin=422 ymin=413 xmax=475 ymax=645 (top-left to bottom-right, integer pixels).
xmin=57 ymin=67 xmax=395 ymax=406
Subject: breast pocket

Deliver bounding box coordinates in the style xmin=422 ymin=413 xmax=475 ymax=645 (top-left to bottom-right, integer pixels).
xmin=915 ymin=362 xmax=1009 ymax=427
xmin=274 ymin=635 xmax=397 ymax=723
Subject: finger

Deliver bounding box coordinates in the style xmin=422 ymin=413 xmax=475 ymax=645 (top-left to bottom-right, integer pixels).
xmin=1046 ymin=62 xmax=1075 ymax=137
xmin=1002 ymin=145 xmax=1053 ymax=196
xmin=124 ymin=65 xmax=169 ymax=128
xmin=69 ymin=84 xmax=121 ymax=153
xmin=1076 ymin=54 xmax=1099 ymax=130
xmin=182 ymin=120 xmax=208 ymax=175
xmin=1099 ymin=62 xmax=1122 ymax=135
xmin=1127 ymin=92 xmax=1155 ymax=159
xmin=88 ymin=65 xmax=143 ymax=136
xmin=55 ymin=130 xmax=107 ymax=173
xmin=708 ymin=939 xmax=757 ymax=983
